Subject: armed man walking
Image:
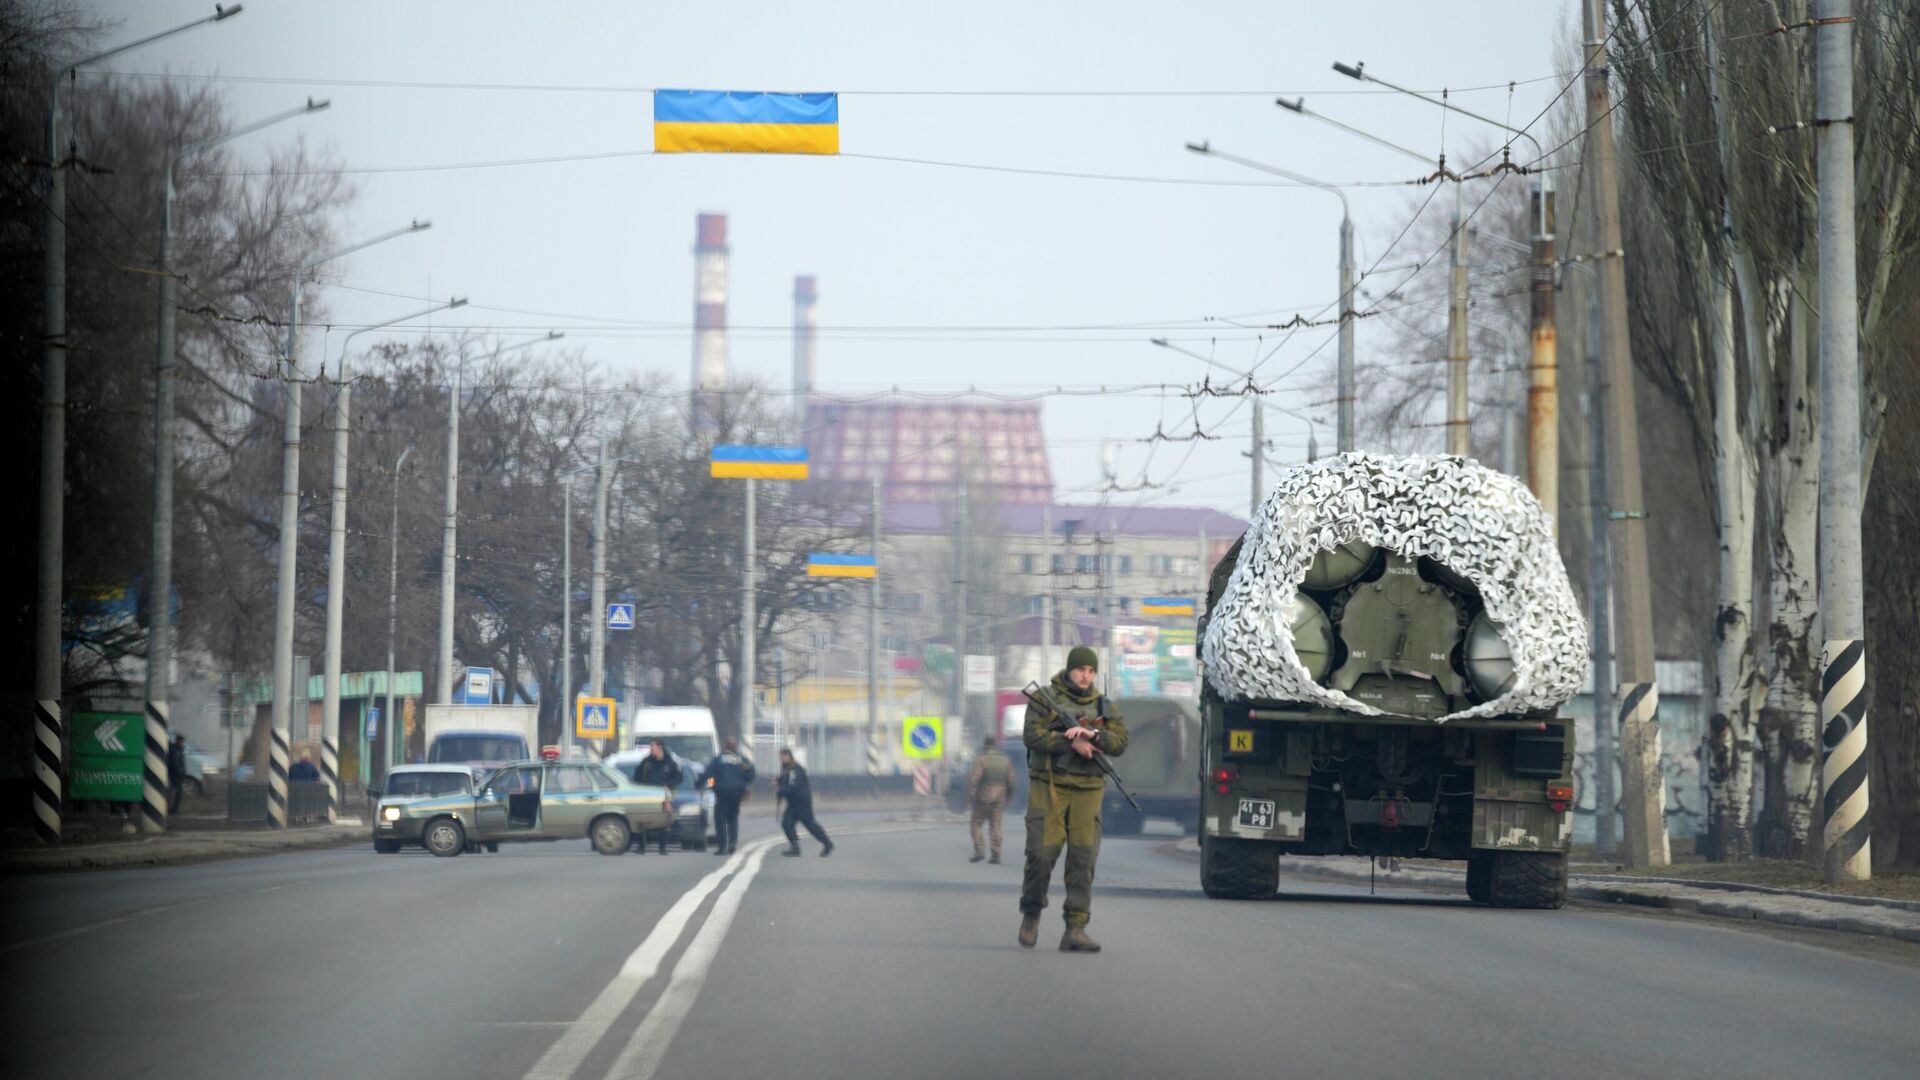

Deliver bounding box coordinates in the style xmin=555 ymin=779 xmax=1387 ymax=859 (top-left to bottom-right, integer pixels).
xmin=775 ymin=748 xmax=833 ymax=857
xmin=1018 ymin=645 xmax=1127 ymax=953
xmin=967 ymin=735 xmax=1011 ymax=864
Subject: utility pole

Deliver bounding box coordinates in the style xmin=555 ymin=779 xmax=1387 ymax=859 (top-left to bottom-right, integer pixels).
xmin=268 ymin=291 xmax=304 ymax=829
xmin=1584 ymin=0 xmax=1667 ymax=867
xmin=740 ymin=477 xmax=756 ymax=738
xmin=1249 ymin=401 xmax=1266 ymax=516
xmin=1529 ymin=182 xmax=1559 ymax=530
xmin=1585 ymin=295 xmax=1617 ymax=856
xmin=1447 ymin=191 xmax=1472 ymax=456
xmin=1041 ymin=504 xmax=1054 ymax=679
xmin=1814 ymin=0 xmax=1869 ymax=883
xmin=560 ymin=481 xmax=573 ymax=755
xmin=384 ymin=445 xmax=412 ymax=779
xmin=1338 ymin=215 xmax=1357 ymax=453
xmin=143 ymin=157 xmax=182 ymax=837
xmin=949 ymin=445 xmax=969 ymax=795
xmin=437 ymin=355 xmax=460 ymax=704
xmin=866 ymin=476 xmax=881 ymax=762
xmin=589 ymin=438 xmax=610 ymax=702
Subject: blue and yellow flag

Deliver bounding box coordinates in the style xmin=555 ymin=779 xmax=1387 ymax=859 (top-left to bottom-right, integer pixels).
xmin=654 ymin=90 xmax=839 ymax=155
xmin=807 ymin=553 xmax=877 ymax=579
xmin=1140 ymin=597 xmax=1196 ymax=617
xmin=710 ymin=444 xmax=809 ymax=480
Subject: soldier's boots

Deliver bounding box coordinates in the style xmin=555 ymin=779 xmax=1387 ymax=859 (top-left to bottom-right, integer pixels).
xmin=989 ymin=853 xmax=1001 ymax=864
xmin=970 ymin=852 xmax=986 ymax=863
xmin=1017 ymin=912 xmax=1040 ymax=949
xmin=1059 ymin=925 xmax=1101 ymax=953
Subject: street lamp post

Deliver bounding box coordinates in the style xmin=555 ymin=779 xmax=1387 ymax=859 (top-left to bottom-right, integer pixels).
xmin=1332 ymin=61 xmax=1558 ymax=523
xmin=270 ymin=219 xmax=431 ymax=829
xmin=1184 ymin=141 xmax=1356 ymax=455
xmin=1275 ymin=96 xmax=1475 ymax=457
xmin=144 ymin=96 xmax=327 ymax=835
xmin=321 ymin=297 xmax=465 ymax=821
xmin=34 ymin=3 xmax=244 ymax=846
xmin=384 ymin=444 xmax=414 ymax=781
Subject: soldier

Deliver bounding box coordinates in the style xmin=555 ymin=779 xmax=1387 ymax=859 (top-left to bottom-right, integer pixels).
xmin=966 ymin=735 xmax=1012 ymax=864
xmin=774 ymin=748 xmax=833 ymax=857
xmin=1018 ymin=645 xmax=1128 ymax=953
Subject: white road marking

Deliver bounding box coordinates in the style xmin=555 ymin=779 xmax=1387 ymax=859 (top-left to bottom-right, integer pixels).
xmin=604 ymin=840 xmax=775 ymax=1080
xmin=520 ymin=837 xmax=780 ymax=1080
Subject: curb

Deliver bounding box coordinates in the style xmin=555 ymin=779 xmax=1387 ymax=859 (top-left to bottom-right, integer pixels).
xmin=1 ymin=825 xmax=367 ymax=874
xmin=1169 ymin=842 xmax=1920 ymax=945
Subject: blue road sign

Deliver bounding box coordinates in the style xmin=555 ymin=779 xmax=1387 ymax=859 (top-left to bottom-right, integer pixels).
xmin=902 ymin=716 xmax=943 ymax=759
xmin=366 ymin=706 xmax=380 ymax=740
xmin=607 ymin=603 xmax=635 ymax=630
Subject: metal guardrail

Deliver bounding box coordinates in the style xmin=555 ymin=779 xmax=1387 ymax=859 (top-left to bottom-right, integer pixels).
xmin=227 ymin=781 xmax=330 ymax=825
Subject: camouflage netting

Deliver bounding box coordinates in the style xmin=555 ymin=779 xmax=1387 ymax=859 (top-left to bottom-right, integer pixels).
xmin=1201 ymin=452 xmax=1589 ymax=721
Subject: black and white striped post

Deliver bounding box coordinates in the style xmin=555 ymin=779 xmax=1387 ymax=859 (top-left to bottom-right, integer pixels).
xmin=319 ymin=735 xmax=339 ymax=823
xmin=141 ymin=702 xmax=170 ymax=833
xmin=32 ymin=700 xmax=62 ymax=844
xmin=1820 ymin=640 xmax=1870 ymax=880
xmin=267 ymin=726 xmax=290 ymax=829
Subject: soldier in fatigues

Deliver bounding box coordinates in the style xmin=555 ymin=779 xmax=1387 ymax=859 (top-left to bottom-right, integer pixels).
xmin=967 ymin=735 xmax=1012 ymax=864
xmin=1018 ymin=645 xmax=1128 ymax=953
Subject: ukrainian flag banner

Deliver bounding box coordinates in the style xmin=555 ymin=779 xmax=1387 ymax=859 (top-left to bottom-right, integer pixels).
xmin=1141 ymin=597 xmax=1196 ymax=617
xmin=807 ymin=553 xmax=877 ymax=579
xmin=710 ymin=444 xmax=809 ymax=480
xmin=654 ymin=90 xmax=839 ymax=155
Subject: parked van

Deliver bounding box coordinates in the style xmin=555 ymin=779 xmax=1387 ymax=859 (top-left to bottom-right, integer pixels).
xmin=604 ymin=707 xmax=722 ymax=850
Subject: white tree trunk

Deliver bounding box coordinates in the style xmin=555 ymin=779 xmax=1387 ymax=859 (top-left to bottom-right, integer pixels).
xmin=1706 ymin=272 xmax=1759 ymax=860
xmin=1765 ymin=290 xmax=1822 ymax=859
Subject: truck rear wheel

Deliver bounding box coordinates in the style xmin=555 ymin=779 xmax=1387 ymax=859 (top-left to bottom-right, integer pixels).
xmin=1200 ymin=836 xmax=1278 ymax=900
xmin=1487 ymin=851 xmax=1567 ymax=909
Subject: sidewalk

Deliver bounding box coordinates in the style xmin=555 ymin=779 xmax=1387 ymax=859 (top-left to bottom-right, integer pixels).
xmin=1170 ymin=839 xmax=1920 ymax=944
xmin=2 ymin=821 xmax=368 ymax=874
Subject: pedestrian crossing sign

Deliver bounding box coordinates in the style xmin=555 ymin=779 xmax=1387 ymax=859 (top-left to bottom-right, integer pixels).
xmin=607 ymin=603 xmax=635 ymax=630
xmin=902 ymin=716 xmax=943 ymax=760
xmin=576 ymin=696 xmax=617 ymax=740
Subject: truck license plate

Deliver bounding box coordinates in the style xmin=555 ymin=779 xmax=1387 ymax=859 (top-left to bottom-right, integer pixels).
xmin=1237 ymin=798 xmax=1276 ymax=829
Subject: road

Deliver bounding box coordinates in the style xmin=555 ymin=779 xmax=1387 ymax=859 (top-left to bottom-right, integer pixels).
xmin=7 ymin=811 xmax=1919 ymax=1079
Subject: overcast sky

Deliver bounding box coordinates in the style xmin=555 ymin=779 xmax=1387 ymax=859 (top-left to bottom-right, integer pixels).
xmin=89 ymin=0 xmax=1580 ymax=516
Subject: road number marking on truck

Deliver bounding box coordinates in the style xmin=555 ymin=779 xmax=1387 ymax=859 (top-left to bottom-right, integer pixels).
xmin=1228 ymin=729 xmax=1254 ymax=753
xmin=1237 ymin=798 xmax=1275 ymax=829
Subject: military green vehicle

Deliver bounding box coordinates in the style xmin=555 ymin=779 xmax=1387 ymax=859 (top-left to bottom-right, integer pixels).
xmin=1101 ymin=695 xmax=1201 ymax=835
xmin=1196 ymin=536 xmax=1576 ymax=908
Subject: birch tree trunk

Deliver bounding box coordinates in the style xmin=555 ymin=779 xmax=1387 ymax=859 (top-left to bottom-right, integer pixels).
xmin=1706 ymin=271 xmax=1760 ymax=859
xmin=1763 ymin=287 xmax=1822 ymax=859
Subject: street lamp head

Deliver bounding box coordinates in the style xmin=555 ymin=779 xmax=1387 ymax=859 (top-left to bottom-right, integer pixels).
xmin=214 ymin=4 xmax=244 ymax=20
xmin=1184 ymin=141 xmax=1211 ymax=155
xmin=304 ymin=97 xmax=331 ymax=114
xmin=546 ymin=331 xmax=566 ymax=341
xmin=409 ymin=219 xmax=432 ymax=232
xmin=1332 ymin=61 xmax=1364 ymax=81
xmin=1276 ymin=97 xmax=1305 ymax=114
xmin=1149 ymin=337 xmax=1170 ymax=348
xmin=449 ymin=296 xmax=469 ymax=310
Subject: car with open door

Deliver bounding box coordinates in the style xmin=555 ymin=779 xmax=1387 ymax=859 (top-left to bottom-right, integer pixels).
xmin=379 ymin=753 xmax=674 ymax=858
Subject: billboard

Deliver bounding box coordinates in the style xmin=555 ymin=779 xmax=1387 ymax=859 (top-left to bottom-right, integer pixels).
xmin=1110 ymin=625 xmax=1198 ymax=699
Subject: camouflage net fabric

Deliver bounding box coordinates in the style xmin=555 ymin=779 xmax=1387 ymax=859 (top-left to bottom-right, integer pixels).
xmin=1201 ymin=452 xmax=1589 ymax=721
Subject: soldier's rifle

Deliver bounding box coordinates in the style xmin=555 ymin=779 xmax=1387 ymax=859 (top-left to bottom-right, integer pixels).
xmin=1020 ymin=681 xmax=1143 ymax=812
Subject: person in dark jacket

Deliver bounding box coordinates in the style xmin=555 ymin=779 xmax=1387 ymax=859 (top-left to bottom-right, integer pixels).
xmin=702 ymin=738 xmax=755 ymax=855
xmin=289 ymin=751 xmax=321 ymax=782
xmin=775 ymin=748 xmax=833 ymax=858
xmin=633 ymin=739 xmax=684 ymax=854
xmin=167 ymin=735 xmax=189 ymax=812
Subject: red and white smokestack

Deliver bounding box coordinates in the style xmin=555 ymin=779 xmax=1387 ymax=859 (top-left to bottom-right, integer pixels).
xmin=692 ymin=213 xmax=729 ymax=398
xmin=792 ymin=274 xmax=817 ymax=428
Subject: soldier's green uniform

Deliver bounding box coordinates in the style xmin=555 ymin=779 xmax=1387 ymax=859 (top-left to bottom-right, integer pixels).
xmin=1019 ymin=651 xmax=1129 ymax=941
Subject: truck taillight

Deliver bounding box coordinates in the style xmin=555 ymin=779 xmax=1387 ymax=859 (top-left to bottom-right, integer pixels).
xmin=1213 ymin=766 xmax=1238 ymax=795
xmin=1547 ymin=783 xmax=1574 ymax=812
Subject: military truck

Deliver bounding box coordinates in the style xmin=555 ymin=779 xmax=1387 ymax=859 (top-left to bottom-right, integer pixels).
xmin=1101 ymin=695 xmax=1201 ymax=835
xmin=1195 ymin=455 xmax=1583 ymax=909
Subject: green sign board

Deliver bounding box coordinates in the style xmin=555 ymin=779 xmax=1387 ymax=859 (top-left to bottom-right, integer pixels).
xmin=71 ymin=711 xmax=144 ymax=802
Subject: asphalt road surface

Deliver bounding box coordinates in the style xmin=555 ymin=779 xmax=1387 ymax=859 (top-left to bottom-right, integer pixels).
xmin=7 ymin=812 xmax=1919 ymax=1079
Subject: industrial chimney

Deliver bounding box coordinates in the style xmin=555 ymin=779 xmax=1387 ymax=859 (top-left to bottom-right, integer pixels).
xmin=792 ymin=274 xmax=818 ymax=431
xmin=691 ymin=213 xmax=729 ymax=426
